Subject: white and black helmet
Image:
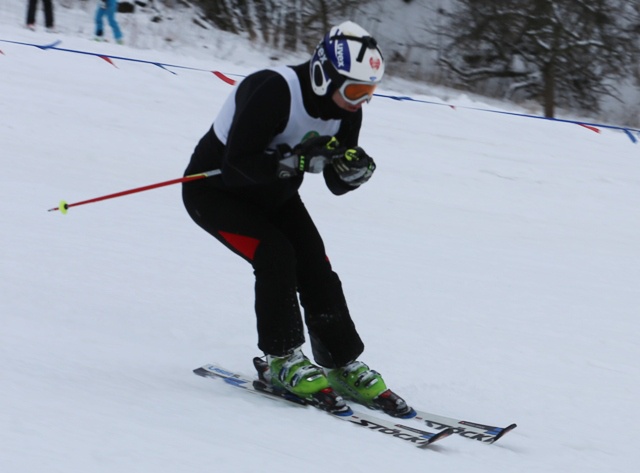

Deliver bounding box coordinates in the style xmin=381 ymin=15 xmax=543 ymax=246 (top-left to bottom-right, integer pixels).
xmin=310 ymin=21 xmax=385 ymax=99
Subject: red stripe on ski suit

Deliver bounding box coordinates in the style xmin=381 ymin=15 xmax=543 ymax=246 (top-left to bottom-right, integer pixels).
xmin=218 ymin=231 xmax=260 ymax=261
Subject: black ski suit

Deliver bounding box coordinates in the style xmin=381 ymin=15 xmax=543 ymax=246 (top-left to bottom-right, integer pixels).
xmin=182 ymin=61 xmax=366 ymax=368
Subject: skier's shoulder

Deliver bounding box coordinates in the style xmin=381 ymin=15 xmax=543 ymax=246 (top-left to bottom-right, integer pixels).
xmin=240 ymin=68 xmax=291 ymax=97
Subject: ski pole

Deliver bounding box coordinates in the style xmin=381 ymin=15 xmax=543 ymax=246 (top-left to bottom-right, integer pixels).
xmin=48 ymin=169 xmax=221 ymax=214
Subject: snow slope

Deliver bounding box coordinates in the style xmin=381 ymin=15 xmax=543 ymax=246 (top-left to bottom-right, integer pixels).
xmin=2 ymin=3 xmax=640 ymax=473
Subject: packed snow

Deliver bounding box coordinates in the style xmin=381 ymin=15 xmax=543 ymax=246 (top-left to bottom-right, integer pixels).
xmin=2 ymin=2 xmax=639 ymax=472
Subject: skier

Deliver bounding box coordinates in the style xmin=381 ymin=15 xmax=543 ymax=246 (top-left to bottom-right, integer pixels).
xmin=182 ymin=21 xmax=413 ymax=417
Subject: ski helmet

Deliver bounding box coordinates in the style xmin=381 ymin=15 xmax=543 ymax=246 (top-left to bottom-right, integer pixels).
xmin=310 ymin=21 xmax=385 ymax=103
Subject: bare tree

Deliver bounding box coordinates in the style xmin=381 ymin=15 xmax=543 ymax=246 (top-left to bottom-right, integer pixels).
xmin=194 ymin=0 xmax=372 ymax=52
xmin=432 ymin=0 xmax=640 ymax=117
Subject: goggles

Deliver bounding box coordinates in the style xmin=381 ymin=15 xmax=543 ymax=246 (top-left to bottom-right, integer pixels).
xmin=338 ymin=80 xmax=378 ymax=106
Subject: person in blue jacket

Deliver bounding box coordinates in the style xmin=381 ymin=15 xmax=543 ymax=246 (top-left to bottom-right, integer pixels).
xmin=95 ymin=0 xmax=123 ymax=44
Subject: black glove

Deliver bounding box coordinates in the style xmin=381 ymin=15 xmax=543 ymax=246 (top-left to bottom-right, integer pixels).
xmin=332 ymin=147 xmax=376 ymax=186
xmin=276 ymin=136 xmax=343 ymax=179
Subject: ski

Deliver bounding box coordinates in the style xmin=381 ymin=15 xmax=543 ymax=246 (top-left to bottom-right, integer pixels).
xmin=412 ymin=409 xmax=517 ymax=444
xmin=193 ymin=364 xmax=453 ymax=449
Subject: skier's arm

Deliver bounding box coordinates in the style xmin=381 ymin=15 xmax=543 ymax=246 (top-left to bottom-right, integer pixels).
xmin=219 ymin=71 xmax=291 ymax=187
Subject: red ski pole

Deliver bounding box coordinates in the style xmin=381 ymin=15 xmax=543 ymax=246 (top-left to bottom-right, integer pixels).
xmin=48 ymin=169 xmax=221 ymax=214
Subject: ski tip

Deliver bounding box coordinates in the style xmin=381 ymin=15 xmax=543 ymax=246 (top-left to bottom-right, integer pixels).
xmin=490 ymin=423 xmax=518 ymax=444
xmin=418 ymin=427 xmax=455 ymax=448
xmin=193 ymin=367 xmax=209 ymax=377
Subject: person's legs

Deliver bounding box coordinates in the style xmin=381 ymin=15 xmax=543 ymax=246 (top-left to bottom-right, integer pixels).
xmin=182 ymin=184 xmax=305 ymax=356
xmin=26 ymin=0 xmax=38 ymax=26
xmin=106 ymin=0 xmax=123 ymax=41
xmin=271 ymin=195 xmax=413 ymax=416
xmin=95 ymin=4 xmax=105 ymax=37
xmin=43 ymin=0 xmax=53 ymax=28
xmin=273 ymin=194 xmax=364 ymax=368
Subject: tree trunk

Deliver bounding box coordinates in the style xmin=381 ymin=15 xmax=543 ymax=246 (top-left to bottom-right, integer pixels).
xmin=283 ymin=1 xmax=298 ymax=51
xmin=542 ymin=61 xmax=555 ymax=118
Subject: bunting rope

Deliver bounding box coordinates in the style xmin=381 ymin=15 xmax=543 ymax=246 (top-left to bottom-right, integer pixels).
xmin=2 ymin=37 xmax=639 ymax=144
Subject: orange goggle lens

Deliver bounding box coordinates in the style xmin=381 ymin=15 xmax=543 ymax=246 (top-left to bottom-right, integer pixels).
xmin=342 ymin=82 xmax=377 ymax=102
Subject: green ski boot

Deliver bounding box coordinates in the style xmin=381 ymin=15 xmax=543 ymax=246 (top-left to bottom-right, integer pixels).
xmin=266 ymin=348 xmax=330 ymax=398
xmin=327 ymin=361 xmax=415 ymax=418
xmin=253 ymin=354 xmax=350 ymax=414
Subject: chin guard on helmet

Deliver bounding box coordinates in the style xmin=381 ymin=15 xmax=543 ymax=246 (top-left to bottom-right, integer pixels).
xmin=310 ymin=21 xmax=385 ymax=98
